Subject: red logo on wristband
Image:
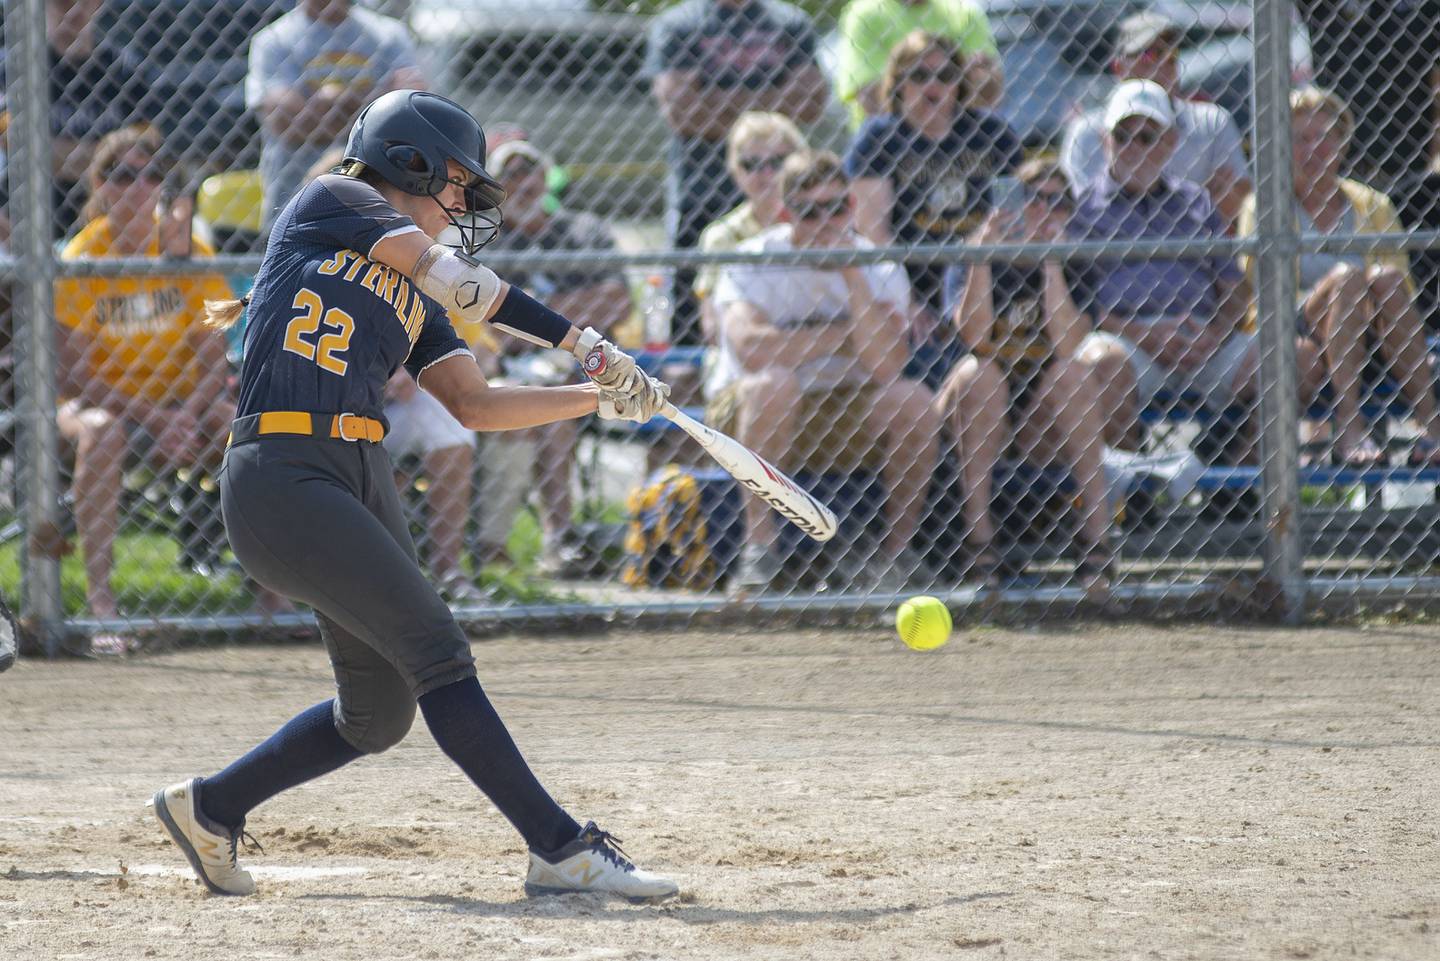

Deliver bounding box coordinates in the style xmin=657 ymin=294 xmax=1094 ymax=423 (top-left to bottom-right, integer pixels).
xmin=583 ymin=347 xmax=607 ymax=377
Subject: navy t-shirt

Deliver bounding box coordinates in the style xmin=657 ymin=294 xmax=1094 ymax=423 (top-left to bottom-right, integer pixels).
xmin=844 ymin=110 xmax=1022 ymax=313
xmin=236 ymin=175 xmax=468 ymax=426
xmin=843 ymin=111 xmax=1024 ymax=247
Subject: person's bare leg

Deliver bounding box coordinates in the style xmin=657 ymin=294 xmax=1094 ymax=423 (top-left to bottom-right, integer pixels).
xmin=864 ymin=378 xmax=943 ymax=555
xmin=536 ymin=420 xmax=579 ymax=541
xmin=1312 ymin=266 xmax=1380 ymax=462
xmin=1077 ymin=340 xmax=1142 ymax=449
xmin=59 ymin=405 xmax=126 ymax=618
xmin=936 ymin=357 xmax=1010 ymax=547
xmin=1368 ymin=266 xmax=1440 ymax=451
xmin=1031 ymin=359 xmax=1110 ymax=549
xmin=423 ymin=444 xmax=474 ymax=578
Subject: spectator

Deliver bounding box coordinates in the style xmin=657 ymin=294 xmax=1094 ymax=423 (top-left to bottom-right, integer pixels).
xmin=646 ymin=0 xmax=829 ymax=346
xmin=54 ymin=126 xmax=286 ymax=651
xmin=694 ymin=111 xmax=809 ymax=343
xmin=482 ymin=137 xmax=635 ymax=577
xmin=1073 ymin=81 xmax=1325 ymax=456
xmin=247 ymin=0 xmax=426 ymax=229
xmin=1060 ymin=11 xmax=1250 ymax=231
xmin=0 ymin=0 xmax=141 ymax=238
xmin=1239 ymin=87 xmax=1440 ymax=466
xmin=936 ymin=159 xmax=1113 ymax=590
xmin=708 ymin=150 xmax=942 ymax=590
xmin=835 ymin=0 xmax=1002 ymax=129
xmin=1296 ymin=0 xmax=1440 ymax=191
xmin=844 ymin=30 xmax=1022 ymax=385
xmin=381 ymin=369 xmax=489 ymax=600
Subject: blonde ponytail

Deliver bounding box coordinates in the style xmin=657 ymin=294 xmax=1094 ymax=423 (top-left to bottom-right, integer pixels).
xmin=204 ymin=295 xmax=248 ymax=331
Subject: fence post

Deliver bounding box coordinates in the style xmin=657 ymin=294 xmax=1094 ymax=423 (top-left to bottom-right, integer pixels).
xmin=6 ymin=0 xmax=65 ymax=653
xmin=1251 ymin=0 xmax=1303 ymax=623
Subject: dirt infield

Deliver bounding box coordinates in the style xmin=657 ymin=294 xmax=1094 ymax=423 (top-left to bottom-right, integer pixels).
xmin=1 ymin=623 xmax=1437 ymax=960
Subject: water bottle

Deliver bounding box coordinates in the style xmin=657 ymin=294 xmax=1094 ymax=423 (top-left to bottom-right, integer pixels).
xmin=640 ymin=271 xmax=674 ymax=351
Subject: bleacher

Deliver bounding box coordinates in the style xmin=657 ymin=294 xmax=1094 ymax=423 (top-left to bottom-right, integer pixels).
xmin=627 ymin=346 xmax=1440 ymax=573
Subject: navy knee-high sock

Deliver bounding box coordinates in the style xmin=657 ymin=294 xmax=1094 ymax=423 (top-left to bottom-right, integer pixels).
xmin=199 ymin=700 xmax=363 ymax=830
xmin=418 ymin=677 xmax=580 ymax=854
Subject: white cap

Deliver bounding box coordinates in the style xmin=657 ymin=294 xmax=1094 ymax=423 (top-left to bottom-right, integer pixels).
xmin=1103 ymin=79 xmax=1176 ymax=132
xmin=489 ymin=139 xmax=556 ymax=176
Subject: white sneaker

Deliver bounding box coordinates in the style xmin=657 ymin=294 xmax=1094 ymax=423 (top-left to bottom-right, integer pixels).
xmin=524 ymin=821 xmax=678 ymax=903
xmin=149 ymin=778 xmax=257 ymax=896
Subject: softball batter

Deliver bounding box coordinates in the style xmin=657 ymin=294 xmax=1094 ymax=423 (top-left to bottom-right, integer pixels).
xmin=149 ymin=90 xmax=676 ymax=901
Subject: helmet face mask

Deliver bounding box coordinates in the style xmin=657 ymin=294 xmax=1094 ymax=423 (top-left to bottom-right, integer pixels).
xmin=345 ymin=90 xmax=508 ymax=256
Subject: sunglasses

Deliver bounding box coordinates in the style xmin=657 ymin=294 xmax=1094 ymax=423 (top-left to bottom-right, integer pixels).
xmin=1132 ymin=41 xmax=1179 ymax=64
xmin=903 ymin=64 xmax=963 ymax=86
xmin=738 ymin=154 xmax=788 ymax=174
xmin=787 ymin=195 xmax=849 ymax=220
xmin=1112 ymin=126 xmax=1163 ymax=146
xmin=106 ymin=162 xmax=162 ymax=185
xmin=1026 ymin=187 xmax=1073 ymax=210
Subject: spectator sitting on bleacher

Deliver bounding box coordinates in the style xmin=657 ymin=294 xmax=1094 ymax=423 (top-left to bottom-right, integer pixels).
xmin=485 ymin=137 xmax=636 ymax=578
xmin=246 ymin=0 xmax=426 ymax=229
xmin=1060 ymin=11 xmax=1250 ymax=232
xmin=1074 ymin=81 xmax=1326 ymax=458
xmin=646 ymin=0 xmax=830 ymax=346
xmin=936 ymin=159 xmax=1114 ymax=591
xmin=54 ymin=125 xmax=288 ymax=652
xmin=709 ymin=150 xmax=942 ymax=590
xmin=1238 ymin=86 xmax=1440 ymax=467
xmin=694 ymin=111 xmax=809 ymax=345
xmin=843 ymin=30 xmax=1023 ymax=388
xmin=834 ymin=0 xmax=1003 ymax=129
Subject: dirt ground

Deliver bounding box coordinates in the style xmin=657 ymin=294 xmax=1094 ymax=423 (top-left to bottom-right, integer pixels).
xmin=1 ymin=622 xmax=1437 ymax=960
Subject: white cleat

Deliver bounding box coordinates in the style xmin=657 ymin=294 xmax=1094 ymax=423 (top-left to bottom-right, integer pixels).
xmin=149 ymin=778 xmax=258 ymax=896
xmin=524 ymin=821 xmax=679 ymax=903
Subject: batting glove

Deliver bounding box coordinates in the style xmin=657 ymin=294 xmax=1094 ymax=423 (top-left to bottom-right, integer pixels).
xmin=574 ymin=327 xmax=641 ymax=394
xmin=597 ymin=373 xmax=671 ymax=423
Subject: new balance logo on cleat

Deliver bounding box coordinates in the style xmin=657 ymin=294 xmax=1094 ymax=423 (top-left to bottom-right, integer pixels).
xmin=150 ymin=777 xmax=259 ymax=896
xmin=524 ymin=821 xmax=678 ymax=903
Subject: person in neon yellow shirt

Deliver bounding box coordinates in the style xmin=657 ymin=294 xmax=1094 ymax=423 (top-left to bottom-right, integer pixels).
xmin=836 ymin=0 xmax=1002 ymax=128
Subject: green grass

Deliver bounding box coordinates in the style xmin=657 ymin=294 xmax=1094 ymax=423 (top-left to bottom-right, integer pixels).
xmin=0 ymin=532 xmax=250 ymax=618
xmin=0 ymin=512 xmax=579 ymax=618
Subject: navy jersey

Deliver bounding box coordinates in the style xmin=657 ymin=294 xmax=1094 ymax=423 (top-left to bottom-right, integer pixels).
xmin=236 ymin=174 xmax=469 ymax=426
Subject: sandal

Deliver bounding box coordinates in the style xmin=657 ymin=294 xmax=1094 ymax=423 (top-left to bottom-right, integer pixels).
xmin=1075 ymin=535 xmax=1117 ymax=593
xmin=1334 ymin=436 xmax=1384 ymax=468
xmin=964 ymin=538 xmax=1016 ymax=590
xmin=89 ymin=632 xmax=134 ymax=657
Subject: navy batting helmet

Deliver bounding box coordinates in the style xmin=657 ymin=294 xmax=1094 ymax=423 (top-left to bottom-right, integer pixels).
xmin=344 ymin=90 xmax=506 ymax=253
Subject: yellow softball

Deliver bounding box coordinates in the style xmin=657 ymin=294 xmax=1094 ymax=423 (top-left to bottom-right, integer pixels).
xmin=895 ymin=596 xmax=952 ymax=651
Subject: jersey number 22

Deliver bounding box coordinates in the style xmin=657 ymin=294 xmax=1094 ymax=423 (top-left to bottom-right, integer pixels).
xmin=284 ymin=288 xmax=355 ymax=375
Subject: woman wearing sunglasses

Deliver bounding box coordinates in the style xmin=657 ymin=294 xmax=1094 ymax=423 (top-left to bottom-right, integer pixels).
xmin=843 ymin=30 xmax=1023 ymax=389
xmin=935 ymin=159 xmax=1115 ymax=592
xmin=694 ymin=112 xmax=809 ymax=343
xmin=53 ymin=124 xmax=288 ymax=652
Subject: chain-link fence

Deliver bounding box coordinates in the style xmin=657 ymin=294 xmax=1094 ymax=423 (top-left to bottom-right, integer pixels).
xmin=7 ymin=0 xmax=1440 ymax=656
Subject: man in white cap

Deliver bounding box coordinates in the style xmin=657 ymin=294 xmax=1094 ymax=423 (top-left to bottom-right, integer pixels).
xmin=1060 ymin=11 xmax=1250 ymax=230
xmin=1071 ymin=79 xmax=1325 ymax=456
